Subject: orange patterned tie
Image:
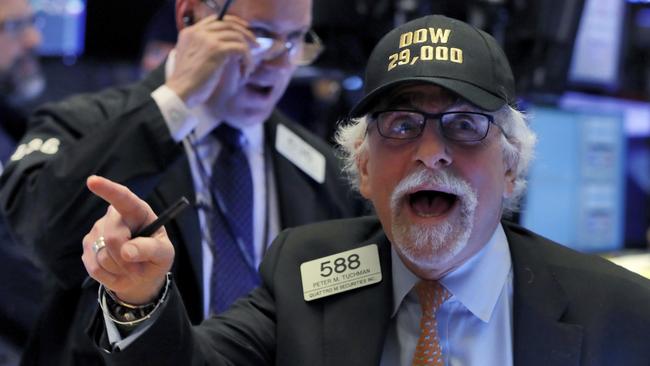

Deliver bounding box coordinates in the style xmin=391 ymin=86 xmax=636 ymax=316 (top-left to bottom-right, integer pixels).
xmin=411 ymin=281 xmax=451 ymax=366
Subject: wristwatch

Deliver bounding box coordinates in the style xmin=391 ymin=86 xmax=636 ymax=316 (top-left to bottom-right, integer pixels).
xmin=105 ymin=291 xmax=158 ymax=323
xmin=98 ymin=272 xmax=172 ymax=327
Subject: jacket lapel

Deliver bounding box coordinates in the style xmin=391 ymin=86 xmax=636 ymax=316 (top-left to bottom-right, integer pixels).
xmin=505 ymin=223 xmax=583 ymax=366
xmin=153 ymin=155 xmax=203 ymax=302
xmin=264 ymin=116 xmax=323 ymax=228
xmin=144 ymin=60 xmax=202 ymax=287
xmin=322 ymin=232 xmax=394 ymax=366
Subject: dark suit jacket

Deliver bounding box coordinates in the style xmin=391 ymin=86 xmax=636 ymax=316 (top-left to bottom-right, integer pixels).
xmin=0 ymin=100 xmax=44 ymax=353
xmin=0 ymin=65 xmax=365 ymax=365
xmin=92 ymin=217 xmax=650 ymax=366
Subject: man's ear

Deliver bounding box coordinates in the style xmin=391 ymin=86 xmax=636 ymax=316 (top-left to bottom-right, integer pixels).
xmin=175 ymin=0 xmax=195 ymax=30
xmin=358 ymin=146 xmax=372 ymax=200
xmin=503 ymin=167 xmax=516 ymax=198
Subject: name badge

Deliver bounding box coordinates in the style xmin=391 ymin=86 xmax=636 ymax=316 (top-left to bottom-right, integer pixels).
xmin=275 ymin=124 xmax=325 ymax=184
xmin=300 ymin=244 xmax=382 ymax=301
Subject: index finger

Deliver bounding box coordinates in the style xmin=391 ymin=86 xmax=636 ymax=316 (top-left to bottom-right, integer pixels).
xmin=86 ymin=175 xmax=156 ymax=232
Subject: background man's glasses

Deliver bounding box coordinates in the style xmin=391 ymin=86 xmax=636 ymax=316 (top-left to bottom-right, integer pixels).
xmin=202 ymin=0 xmax=324 ymax=66
xmin=0 ymin=14 xmax=41 ymax=38
xmin=370 ymin=110 xmax=507 ymax=142
xmin=251 ymin=29 xmax=323 ymax=66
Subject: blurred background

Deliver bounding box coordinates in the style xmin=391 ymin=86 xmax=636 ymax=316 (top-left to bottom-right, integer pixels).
xmin=21 ymin=0 xmax=650 ymax=260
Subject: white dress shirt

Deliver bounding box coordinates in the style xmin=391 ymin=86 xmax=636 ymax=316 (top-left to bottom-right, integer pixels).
xmin=381 ymin=224 xmax=514 ymax=366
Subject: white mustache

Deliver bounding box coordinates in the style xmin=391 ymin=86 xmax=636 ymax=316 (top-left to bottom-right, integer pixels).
xmin=390 ymin=168 xmax=475 ymax=213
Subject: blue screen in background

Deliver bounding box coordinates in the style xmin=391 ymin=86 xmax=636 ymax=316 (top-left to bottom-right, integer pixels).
xmin=32 ymin=0 xmax=86 ymax=57
xmin=568 ymin=0 xmax=625 ymax=90
xmin=522 ymin=106 xmax=626 ymax=252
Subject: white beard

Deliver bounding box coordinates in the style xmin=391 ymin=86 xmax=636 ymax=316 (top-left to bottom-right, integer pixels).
xmin=390 ymin=167 xmax=478 ymax=272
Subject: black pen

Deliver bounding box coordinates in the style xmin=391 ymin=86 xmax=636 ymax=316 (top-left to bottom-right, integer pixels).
xmin=131 ymin=197 xmax=190 ymax=238
xmin=81 ymin=197 xmax=190 ymax=289
xmin=217 ymin=0 xmax=235 ymax=20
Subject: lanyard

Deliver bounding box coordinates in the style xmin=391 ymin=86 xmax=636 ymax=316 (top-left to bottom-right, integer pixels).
xmin=186 ymin=130 xmax=271 ymax=271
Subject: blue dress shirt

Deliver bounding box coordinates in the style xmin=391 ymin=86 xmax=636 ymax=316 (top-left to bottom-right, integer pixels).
xmin=381 ymin=224 xmax=514 ymax=366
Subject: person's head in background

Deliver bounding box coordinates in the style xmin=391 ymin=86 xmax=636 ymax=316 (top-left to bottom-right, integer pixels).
xmin=0 ymin=0 xmax=44 ymax=104
xmin=337 ymin=15 xmax=536 ymax=280
xmin=173 ymin=0 xmax=320 ymax=128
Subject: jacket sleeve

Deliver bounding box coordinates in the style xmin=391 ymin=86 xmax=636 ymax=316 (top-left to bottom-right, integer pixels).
xmin=0 ymin=84 xmax=185 ymax=289
xmin=92 ymin=230 xmax=290 ymax=366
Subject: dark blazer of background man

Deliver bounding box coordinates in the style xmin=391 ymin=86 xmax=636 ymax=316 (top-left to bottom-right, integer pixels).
xmin=0 ymin=0 xmax=364 ymax=364
xmin=80 ymin=14 xmax=650 ymax=366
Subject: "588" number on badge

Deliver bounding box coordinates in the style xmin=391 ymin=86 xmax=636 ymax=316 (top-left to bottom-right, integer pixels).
xmin=300 ymin=244 xmax=382 ymax=301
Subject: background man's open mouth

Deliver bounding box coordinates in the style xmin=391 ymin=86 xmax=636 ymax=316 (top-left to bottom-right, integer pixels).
xmin=247 ymin=83 xmax=273 ymax=96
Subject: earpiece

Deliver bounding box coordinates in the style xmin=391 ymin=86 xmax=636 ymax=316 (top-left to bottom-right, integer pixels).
xmin=182 ymin=11 xmax=194 ymax=26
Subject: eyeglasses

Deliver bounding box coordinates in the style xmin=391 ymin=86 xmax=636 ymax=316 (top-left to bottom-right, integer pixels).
xmin=250 ymin=28 xmax=323 ymax=66
xmin=369 ymin=109 xmax=507 ymax=142
xmin=0 ymin=14 xmax=40 ymax=38
xmin=202 ymin=0 xmax=324 ymax=66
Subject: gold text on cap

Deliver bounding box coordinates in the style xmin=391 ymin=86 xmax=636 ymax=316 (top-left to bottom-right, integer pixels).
xmin=387 ymin=28 xmax=463 ymax=72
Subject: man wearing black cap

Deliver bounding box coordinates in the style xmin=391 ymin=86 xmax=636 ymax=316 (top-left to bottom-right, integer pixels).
xmin=81 ymin=15 xmax=650 ymax=365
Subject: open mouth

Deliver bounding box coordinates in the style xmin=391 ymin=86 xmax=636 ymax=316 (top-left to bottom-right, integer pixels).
xmin=408 ymin=190 xmax=458 ymax=217
xmin=247 ymin=83 xmax=273 ymax=96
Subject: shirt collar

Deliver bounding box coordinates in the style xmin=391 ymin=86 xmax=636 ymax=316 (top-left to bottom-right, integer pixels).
xmin=390 ymin=223 xmax=512 ymax=323
xmin=164 ymin=50 xmax=264 ymax=152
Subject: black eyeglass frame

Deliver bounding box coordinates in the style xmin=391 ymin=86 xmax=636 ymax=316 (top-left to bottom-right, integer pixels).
xmin=368 ymin=109 xmax=509 ymax=142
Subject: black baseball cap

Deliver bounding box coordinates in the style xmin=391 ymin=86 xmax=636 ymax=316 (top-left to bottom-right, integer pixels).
xmin=349 ymin=15 xmax=515 ymax=117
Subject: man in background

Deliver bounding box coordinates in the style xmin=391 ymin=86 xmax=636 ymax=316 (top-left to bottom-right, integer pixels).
xmin=0 ymin=0 xmax=363 ymax=364
xmin=0 ymin=0 xmax=44 ymax=364
xmin=0 ymin=0 xmax=43 ymax=167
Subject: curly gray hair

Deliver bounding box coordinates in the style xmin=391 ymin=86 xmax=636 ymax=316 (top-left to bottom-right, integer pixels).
xmin=335 ymin=105 xmax=537 ymax=216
